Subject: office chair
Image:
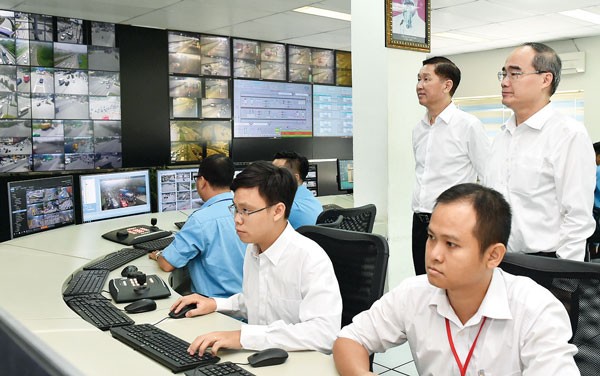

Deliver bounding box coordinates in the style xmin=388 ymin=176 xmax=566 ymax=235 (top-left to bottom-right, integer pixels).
xmin=500 ymin=253 xmax=600 ymax=376
xmin=316 ymin=214 xmax=343 ymax=229
xmin=316 ymin=204 xmax=377 ymax=233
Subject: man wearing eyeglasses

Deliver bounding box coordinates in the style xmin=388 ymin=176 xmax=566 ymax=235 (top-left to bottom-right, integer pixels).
xmin=484 ymin=42 xmax=596 ymax=261
xmin=170 ymin=161 xmax=342 ymax=355
xmin=412 ymin=56 xmax=490 ymax=275
xmin=149 ymin=154 xmax=246 ymax=298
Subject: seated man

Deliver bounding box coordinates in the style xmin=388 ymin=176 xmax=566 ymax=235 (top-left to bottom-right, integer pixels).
xmin=149 ymin=155 xmax=246 ymax=298
xmin=333 ymin=183 xmax=578 ymax=375
xmin=272 ymin=151 xmax=322 ymax=228
xmin=171 ymin=161 xmax=342 ymax=355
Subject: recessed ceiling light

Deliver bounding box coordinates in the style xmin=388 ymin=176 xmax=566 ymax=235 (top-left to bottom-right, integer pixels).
xmin=293 ymin=6 xmax=351 ymax=22
xmin=559 ymin=9 xmax=600 ymax=25
xmin=434 ymin=32 xmax=486 ymax=42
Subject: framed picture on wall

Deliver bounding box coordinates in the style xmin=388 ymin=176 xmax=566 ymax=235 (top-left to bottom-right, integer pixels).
xmin=385 ymin=0 xmax=430 ymax=52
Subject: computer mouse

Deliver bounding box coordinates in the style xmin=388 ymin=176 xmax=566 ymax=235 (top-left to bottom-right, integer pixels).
xmin=169 ymin=303 xmax=197 ymax=319
xmin=247 ymin=348 xmax=288 ymax=367
xmin=124 ymin=298 xmax=156 ymax=314
xmin=121 ymin=265 xmax=138 ymax=277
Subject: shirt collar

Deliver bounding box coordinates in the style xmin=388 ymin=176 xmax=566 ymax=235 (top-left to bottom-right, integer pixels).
xmin=422 ymin=102 xmax=456 ymax=126
xmin=250 ymin=222 xmax=293 ymax=265
xmin=429 ymin=268 xmax=513 ymax=328
xmin=202 ymin=191 xmax=233 ymax=208
xmin=504 ymin=102 xmax=553 ymax=133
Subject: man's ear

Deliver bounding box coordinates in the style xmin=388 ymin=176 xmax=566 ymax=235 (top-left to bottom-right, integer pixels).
xmin=273 ymin=202 xmax=286 ymax=222
xmin=444 ymin=79 xmax=454 ymax=95
xmin=485 ymin=243 xmax=506 ymax=269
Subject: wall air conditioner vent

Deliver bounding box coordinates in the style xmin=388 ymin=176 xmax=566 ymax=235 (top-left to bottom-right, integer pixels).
xmin=559 ymin=51 xmax=585 ymax=75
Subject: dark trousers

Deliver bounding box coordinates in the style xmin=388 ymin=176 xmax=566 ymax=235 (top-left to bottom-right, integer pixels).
xmin=412 ymin=212 xmax=431 ymax=275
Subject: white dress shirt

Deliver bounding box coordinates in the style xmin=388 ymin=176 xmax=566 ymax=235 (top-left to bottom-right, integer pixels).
xmin=214 ymin=223 xmax=342 ymax=353
xmin=412 ymin=102 xmax=490 ymax=213
xmin=338 ymin=269 xmax=579 ymax=376
xmin=484 ymin=103 xmax=596 ymax=260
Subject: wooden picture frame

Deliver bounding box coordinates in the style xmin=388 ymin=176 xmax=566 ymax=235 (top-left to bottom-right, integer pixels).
xmin=385 ymin=0 xmax=430 ymax=52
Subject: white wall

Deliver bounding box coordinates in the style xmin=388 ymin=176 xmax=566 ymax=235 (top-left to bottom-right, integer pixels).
xmin=448 ymin=35 xmax=600 ymax=142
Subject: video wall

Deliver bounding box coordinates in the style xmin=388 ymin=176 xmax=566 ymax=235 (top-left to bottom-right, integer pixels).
xmin=0 ymin=10 xmax=121 ymax=173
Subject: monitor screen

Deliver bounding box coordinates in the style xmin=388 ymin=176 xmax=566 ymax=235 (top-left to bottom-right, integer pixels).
xmin=337 ymin=159 xmax=354 ymax=192
xmin=233 ymin=79 xmax=312 ymax=138
xmin=313 ymin=85 xmax=353 ymax=137
xmin=304 ymin=163 xmax=318 ymax=196
xmin=156 ymin=168 xmax=203 ymax=212
xmin=8 ymin=175 xmax=75 ymax=239
xmin=79 ymin=170 xmax=151 ymax=222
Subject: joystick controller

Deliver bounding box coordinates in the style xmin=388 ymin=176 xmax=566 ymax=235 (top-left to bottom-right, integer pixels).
xmin=150 ymin=218 xmax=159 ymax=231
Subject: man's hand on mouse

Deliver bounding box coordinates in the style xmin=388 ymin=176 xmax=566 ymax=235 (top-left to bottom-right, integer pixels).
xmin=170 ymin=294 xmax=216 ymax=318
xmin=188 ymin=330 xmax=241 ymax=356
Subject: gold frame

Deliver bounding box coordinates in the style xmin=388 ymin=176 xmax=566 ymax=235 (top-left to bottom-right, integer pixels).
xmin=385 ymin=0 xmax=431 ymax=52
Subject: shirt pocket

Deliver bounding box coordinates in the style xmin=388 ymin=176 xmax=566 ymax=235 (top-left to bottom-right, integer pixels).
xmin=509 ymin=155 xmax=544 ymax=194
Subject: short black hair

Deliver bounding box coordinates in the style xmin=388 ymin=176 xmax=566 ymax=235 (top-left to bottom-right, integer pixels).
xmin=197 ymin=154 xmax=234 ymax=189
xmin=435 ymin=183 xmax=511 ymax=254
xmin=231 ymin=161 xmax=296 ymax=219
xmin=522 ymin=42 xmax=561 ymax=96
xmin=422 ymin=56 xmax=461 ymax=96
xmin=594 ymin=141 xmax=600 ymax=155
xmin=272 ymin=150 xmax=309 ymax=181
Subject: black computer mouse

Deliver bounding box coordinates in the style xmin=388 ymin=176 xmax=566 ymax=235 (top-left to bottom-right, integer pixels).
xmin=247 ymin=348 xmax=288 ymax=367
xmin=169 ymin=303 xmax=197 ymax=319
xmin=121 ymin=265 xmax=138 ymax=277
xmin=124 ymin=298 xmax=156 ymax=314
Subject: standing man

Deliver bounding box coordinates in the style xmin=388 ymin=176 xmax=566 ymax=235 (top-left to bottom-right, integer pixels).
xmin=412 ymin=56 xmax=490 ymax=275
xmin=333 ymin=183 xmax=578 ymax=375
xmin=272 ymin=151 xmax=323 ymax=229
xmin=485 ymin=42 xmax=595 ymax=261
xmin=170 ymin=161 xmax=342 ymax=355
xmin=149 ymin=155 xmax=246 ymax=298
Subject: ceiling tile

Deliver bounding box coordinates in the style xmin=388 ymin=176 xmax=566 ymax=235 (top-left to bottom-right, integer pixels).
xmin=315 ymin=0 xmax=351 ymax=13
xmin=432 ymin=8 xmax=489 ymax=31
xmin=443 ymin=1 xmax=536 ymax=23
xmin=487 ymin=0 xmax=600 ymax=15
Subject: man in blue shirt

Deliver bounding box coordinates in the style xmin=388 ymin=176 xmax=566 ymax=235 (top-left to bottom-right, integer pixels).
xmin=149 ymin=155 xmax=246 ymax=298
xmin=273 ymin=151 xmax=322 ymax=228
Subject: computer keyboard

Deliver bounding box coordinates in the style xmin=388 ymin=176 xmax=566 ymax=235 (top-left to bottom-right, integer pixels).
xmin=84 ymin=248 xmax=148 ymax=271
xmin=63 ymin=269 xmax=110 ymax=296
xmin=64 ymin=293 xmax=134 ymax=331
xmin=133 ymin=236 xmax=175 ymax=251
xmin=185 ymin=362 xmax=255 ymax=376
xmin=110 ymin=324 xmax=219 ymax=373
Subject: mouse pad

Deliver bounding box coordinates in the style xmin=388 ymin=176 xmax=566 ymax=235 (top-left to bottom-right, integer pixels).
xmin=109 ymin=274 xmax=171 ymax=303
xmin=102 ymin=225 xmax=172 ymax=246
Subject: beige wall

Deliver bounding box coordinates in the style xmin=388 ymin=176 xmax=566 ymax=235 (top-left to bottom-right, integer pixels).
xmin=448 ymin=35 xmax=600 ymax=142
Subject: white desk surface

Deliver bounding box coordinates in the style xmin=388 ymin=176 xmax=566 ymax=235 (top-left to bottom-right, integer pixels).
xmin=0 ymin=210 xmax=338 ymax=375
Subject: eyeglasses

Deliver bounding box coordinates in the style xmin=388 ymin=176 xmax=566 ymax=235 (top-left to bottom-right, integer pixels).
xmin=497 ymin=70 xmax=549 ymax=82
xmin=228 ymin=203 xmax=273 ymax=217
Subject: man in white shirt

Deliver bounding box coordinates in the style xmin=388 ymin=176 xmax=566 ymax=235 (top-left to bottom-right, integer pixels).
xmin=412 ymin=56 xmax=490 ymax=274
xmin=171 ymin=161 xmax=342 ymax=355
xmin=485 ymin=42 xmax=595 ymax=261
xmin=333 ymin=183 xmax=578 ymax=376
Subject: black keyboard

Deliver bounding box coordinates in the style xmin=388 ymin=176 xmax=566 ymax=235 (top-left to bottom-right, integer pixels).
xmin=175 ymin=221 xmax=186 ymax=229
xmin=63 ymin=269 xmax=109 ymax=296
xmin=110 ymin=324 xmax=219 ymax=373
xmin=185 ymin=362 xmax=255 ymax=376
xmin=133 ymin=236 xmax=175 ymax=251
xmin=84 ymin=248 xmax=148 ymax=271
xmin=64 ymin=293 xmax=134 ymax=331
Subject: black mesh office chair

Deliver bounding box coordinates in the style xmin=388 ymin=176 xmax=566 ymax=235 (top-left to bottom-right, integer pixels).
xmin=316 ymin=204 xmax=377 ymax=233
xmin=500 ymin=253 xmax=600 ymax=376
xmin=316 ymin=214 xmax=343 ymax=229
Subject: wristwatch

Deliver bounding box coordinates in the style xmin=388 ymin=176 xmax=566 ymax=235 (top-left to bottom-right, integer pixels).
xmin=154 ymin=250 xmax=163 ymax=261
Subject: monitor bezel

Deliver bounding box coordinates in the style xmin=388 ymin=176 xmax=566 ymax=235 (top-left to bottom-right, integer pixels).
xmin=336 ymin=158 xmax=354 ymax=193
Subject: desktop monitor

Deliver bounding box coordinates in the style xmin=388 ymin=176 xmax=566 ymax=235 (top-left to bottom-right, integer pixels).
xmin=8 ymin=175 xmax=75 ymax=239
xmin=80 ymin=170 xmax=151 ymax=222
xmin=156 ymin=168 xmax=203 ymax=212
xmin=337 ymin=159 xmax=354 ymax=193
xmin=233 ymin=79 xmax=312 ymax=138
xmin=313 ymin=85 xmax=353 ymax=137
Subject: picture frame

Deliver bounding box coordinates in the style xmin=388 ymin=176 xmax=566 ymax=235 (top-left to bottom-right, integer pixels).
xmin=385 ymin=0 xmax=431 ymax=52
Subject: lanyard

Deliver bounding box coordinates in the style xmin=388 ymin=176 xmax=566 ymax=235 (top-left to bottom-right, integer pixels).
xmin=445 ymin=316 xmax=487 ymax=376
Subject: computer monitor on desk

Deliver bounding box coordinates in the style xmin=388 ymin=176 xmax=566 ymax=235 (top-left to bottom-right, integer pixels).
xmin=156 ymin=168 xmax=203 ymax=212
xmin=337 ymin=159 xmax=353 ymax=193
xmin=8 ymin=175 xmax=75 ymax=239
xmin=80 ymin=170 xmax=151 ymax=223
